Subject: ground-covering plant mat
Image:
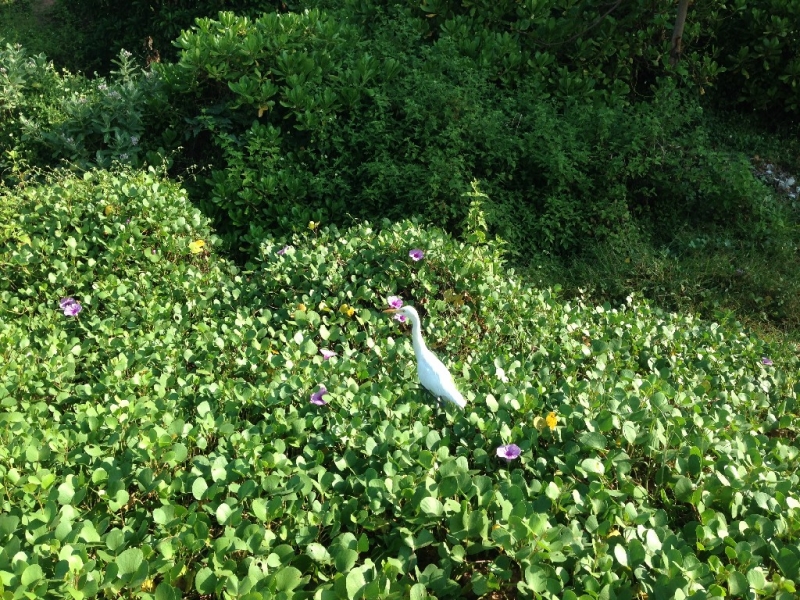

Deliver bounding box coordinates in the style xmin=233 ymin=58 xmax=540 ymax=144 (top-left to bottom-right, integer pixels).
xmin=1 ymin=169 xmax=799 ymax=599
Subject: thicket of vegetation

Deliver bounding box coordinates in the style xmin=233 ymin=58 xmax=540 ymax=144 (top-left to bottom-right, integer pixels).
xmin=1 ymin=0 xmax=799 ymax=597
xmin=2 ymin=167 xmax=799 ymax=599
xmin=3 ymin=0 xmax=800 ymax=330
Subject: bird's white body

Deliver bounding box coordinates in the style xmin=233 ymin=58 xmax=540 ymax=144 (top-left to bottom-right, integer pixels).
xmin=387 ymin=306 xmax=466 ymax=409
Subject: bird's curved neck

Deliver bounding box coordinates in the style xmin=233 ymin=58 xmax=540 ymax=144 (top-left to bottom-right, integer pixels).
xmin=409 ymin=313 xmax=428 ymax=355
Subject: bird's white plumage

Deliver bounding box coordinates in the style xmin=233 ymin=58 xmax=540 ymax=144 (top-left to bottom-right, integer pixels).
xmin=387 ymin=305 xmax=466 ymax=409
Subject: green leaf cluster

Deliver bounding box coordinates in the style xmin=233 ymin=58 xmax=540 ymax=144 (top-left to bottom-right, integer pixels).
xmin=1 ymin=170 xmax=798 ymax=598
xmin=167 ymin=9 xmax=779 ymax=259
xmin=0 ymin=45 xmax=177 ymax=185
xmin=710 ymin=0 xmax=800 ymax=115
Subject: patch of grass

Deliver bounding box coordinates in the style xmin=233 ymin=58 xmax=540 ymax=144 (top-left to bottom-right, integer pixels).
xmin=553 ymin=235 xmax=799 ymax=342
xmin=535 ymin=229 xmax=800 ymax=356
xmin=528 ymin=109 xmax=800 ymax=347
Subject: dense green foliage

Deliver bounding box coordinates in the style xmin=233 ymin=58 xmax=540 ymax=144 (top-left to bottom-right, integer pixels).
xmin=153 ymin=9 xmax=787 ymax=261
xmin=0 ymin=44 xmax=176 ymax=183
xmin=713 ymin=0 xmax=800 ymax=115
xmin=406 ymin=0 xmax=800 ymax=117
xmin=2 ymin=170 xmax=799 ymax=598
xmin=1 ymin=0 xmax=800 ymax=597
xmin=44 ymin=0 xmax=800 ymax=118
xmin=0 ymin=0 xmax=88 ymax=73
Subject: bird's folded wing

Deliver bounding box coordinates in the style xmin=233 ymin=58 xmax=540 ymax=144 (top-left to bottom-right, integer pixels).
xmin=417 ymin=351 xmax=464 ymax=405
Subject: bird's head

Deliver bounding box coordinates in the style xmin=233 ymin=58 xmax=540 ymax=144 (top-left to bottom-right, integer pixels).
xmin=383 ymin=305 xmax=419 ymax=323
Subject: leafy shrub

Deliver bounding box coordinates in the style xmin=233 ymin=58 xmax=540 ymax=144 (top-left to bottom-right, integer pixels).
xmin=712 ymin=0 xmax=800 ymax=116
xmin=27 ymin=51 xmax=177 ymax=171
xmin=0 ymin=42 xmax=86 ymax=184
xmin=1 ymin=168 xmax=799 ymax=598
xmin=54 ymin=0 xmax=307 ymax=73
xmin=172 ymin=10 xmax=776 ymax=261
xmin=467 ymin=79 xmax=779 ymax=259
xmin=0 ymin=45 xmax=179 ymax=184
xmin=172 ymin=10 xmax=487 ymax=248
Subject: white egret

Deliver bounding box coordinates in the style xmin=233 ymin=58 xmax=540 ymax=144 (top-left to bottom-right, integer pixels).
xmin=384 ymin=305 xmax=467 ymax=410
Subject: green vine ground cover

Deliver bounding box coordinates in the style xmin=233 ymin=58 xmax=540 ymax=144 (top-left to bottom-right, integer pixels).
xmin=1 ymin=170 xmax=799 ymax=598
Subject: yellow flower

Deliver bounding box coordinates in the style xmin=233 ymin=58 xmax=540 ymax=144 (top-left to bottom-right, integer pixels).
xmin=546 ymin=412 xmax=558 ymax=430
xmin=188 ymin=240 xmax=206 ymax=254
xmin=339 ymin=304 xmax=355 ymax=317
xmin=297 ymin=303 xmax=307 ymax=312
xmin=104 ymin=205 xmax=114 ymax=216
xmin=308 ymin=221 xmax=318 ymax=231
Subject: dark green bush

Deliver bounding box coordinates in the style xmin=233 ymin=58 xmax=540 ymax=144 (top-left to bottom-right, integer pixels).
xmin=399 ymin=0 xmax=800 ymax=120
xmin=26 ymin=0 xmax=793 ymax=252
xmin=712 ymin=0 xmax=800 ymax=116
xmin=169 ymin=10 xmax=779 ymax=262
xmin=396 ymin=0 xmax=728 ymax=98
xmin=12 ymin=1 xmax=785 ymax=265
xmin=167 ymin=8 xmax=354 ymax=236
xmin=54 ymin=0 xmax=323 ymax=73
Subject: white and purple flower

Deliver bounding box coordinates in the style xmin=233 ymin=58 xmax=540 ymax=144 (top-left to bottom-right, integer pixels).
xmin=496 ymin=444 xmax=521 ymax=461
xmin=59 ymin=297 xmax=83 ymax=317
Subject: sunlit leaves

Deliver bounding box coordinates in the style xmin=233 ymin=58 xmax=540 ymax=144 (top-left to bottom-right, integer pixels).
xmin=188 ymin=239 xmax=206 ymax=253
xmin=1 ymin=169 xmax=798 ymax=600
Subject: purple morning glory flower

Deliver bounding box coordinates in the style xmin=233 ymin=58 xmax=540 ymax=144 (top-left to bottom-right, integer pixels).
xmin=762 ymin=357 xmax=773 ymax=366
xmin=393 ymin=313 xmax=407 ymax=323
xmin=310 ymin=385 xmax=328 ymax=405
xmin=64 ymin=302 xmax=83 ymax=317
xmin=387 ymin=295 xmax=403 ymax=309
xmin=277 ymin=245 xmax=290 ymax=256
xmin=496 ymin=444 xmax=521 ymax=461
xmin=409 ymin=249 xmax=424 ymax=261
xmin=320 ymin=349 xmax=336 ymax=360
xmin=59 ymin=297 xmax=83 ymax=317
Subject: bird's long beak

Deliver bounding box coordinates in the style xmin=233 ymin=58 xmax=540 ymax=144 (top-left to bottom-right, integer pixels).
xmin=383 ymin=308 xmax=399 ymax=314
